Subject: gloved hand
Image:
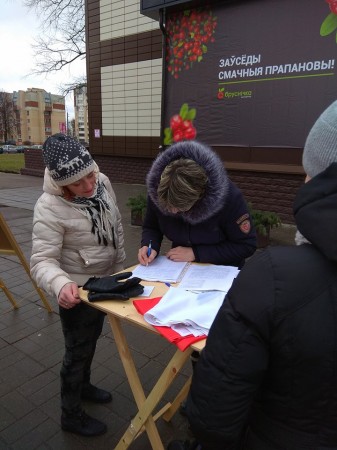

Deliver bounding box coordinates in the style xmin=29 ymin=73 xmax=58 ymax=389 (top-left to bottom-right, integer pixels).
xmin=83 ymin=272 xmax=141 ymax=293
xmin=83 ymin=272 xmax=144 ymax=302
xmin=88 ymin=284 xmax=144 ymax=302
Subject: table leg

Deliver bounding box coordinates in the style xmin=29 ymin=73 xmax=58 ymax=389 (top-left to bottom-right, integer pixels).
xmin=0 ymin=278 xmax=18 ymax=309
xmin=162 ymin=375 xmax=192 ymax=422
xmin=108 ymin=315 xmax=192 ymax=449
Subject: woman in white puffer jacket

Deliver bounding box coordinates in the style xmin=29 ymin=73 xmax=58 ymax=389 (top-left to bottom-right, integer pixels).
xmin=30 ymin=134 xmax=125 ymax=438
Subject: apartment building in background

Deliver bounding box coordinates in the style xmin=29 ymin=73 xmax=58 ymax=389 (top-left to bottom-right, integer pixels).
xmin=74 ymin=85 xmax=89 ymax=144
xmin=12 ymin=88 xmax=66 ymax=145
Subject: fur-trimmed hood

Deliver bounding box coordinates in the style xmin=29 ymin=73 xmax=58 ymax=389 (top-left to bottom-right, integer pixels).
xmin=146 ymin=141 xmax=229 ymax=224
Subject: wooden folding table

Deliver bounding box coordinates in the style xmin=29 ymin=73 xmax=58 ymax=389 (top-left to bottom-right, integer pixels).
xmin=79 ymin=271 xmax=205 ymax=450
xmin=0 ymin=212 xmax=53 ymax=312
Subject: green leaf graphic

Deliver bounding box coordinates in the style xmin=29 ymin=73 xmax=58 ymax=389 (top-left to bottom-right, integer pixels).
xmin=186 ymin=109 xmax=196 ymax=120
xmin=164 ymin=128 xmax=173 ymax=145
xmin=320 ymin=13 xmax=337 ymax=36
xmin=179 ymin=103 xmax=189 ymax=120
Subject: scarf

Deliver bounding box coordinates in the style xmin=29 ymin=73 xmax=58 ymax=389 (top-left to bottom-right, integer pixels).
xmin=63 ymin=180 xmax=117 ymax=247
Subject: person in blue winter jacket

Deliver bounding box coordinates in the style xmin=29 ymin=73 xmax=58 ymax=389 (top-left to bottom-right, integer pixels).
xmin=168 ymin=100 xmax=337 ymax=450
xmin=137 ymin=140 xmax=257 ymax=268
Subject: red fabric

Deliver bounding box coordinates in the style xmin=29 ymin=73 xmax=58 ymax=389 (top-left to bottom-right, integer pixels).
xmin=133 ymin=297 xmax=206 ymax=351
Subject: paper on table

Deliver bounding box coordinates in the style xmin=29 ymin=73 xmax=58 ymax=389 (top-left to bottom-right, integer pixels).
xmin=144 ymin=287 xmax=225 ymax=336
xmin=132 ymin=256 xmax=190 ymax=283
xmin=139 ymin=286 xmax=154 ymax=297
xmin=178 ymin=264 xmax=240 ymax=292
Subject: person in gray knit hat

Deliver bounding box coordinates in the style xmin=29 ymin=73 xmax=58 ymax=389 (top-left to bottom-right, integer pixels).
xmin=302 ymin=100 xmax=337 ymax=179
xmin=168 ymin=100 xmax=337 ymax=450
xmin=30 ymin=134 xmax=126 ymax=437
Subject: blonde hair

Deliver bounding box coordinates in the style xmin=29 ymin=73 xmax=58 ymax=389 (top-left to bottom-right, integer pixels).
xmin=157 ymin=158 xmax=208 ymax=212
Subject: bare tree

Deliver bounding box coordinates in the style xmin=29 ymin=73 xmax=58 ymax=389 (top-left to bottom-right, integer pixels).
xmin=24 ymin=0 xmax=86 ymax=94
xmin=0 ymin=92 xmax=18 ymax=143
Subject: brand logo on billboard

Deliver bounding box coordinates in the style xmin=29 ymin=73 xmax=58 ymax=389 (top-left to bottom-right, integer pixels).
xmin=217 ymin=88 xmax=252 ymax=100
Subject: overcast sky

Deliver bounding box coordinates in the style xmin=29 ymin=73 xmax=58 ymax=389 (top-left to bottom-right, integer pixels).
xmin=0 ymin=0 xmax=86 ymax=118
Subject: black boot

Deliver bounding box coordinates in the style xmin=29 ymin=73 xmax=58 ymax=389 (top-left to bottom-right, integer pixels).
xmin=179 ymin=399 xmax=188 ymax=416
xmin=81 ymin=383 xmax=112 ymax=403
xmin=61 ymin=411 xmax=107 ymax=436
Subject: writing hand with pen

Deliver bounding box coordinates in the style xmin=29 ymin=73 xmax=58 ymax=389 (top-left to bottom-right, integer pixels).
xmin=138 ymin=240 xmax=157 ymax=266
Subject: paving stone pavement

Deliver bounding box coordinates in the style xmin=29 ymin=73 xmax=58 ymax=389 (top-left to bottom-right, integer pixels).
xmin=0 ymin=172 xmax=296 ymax=450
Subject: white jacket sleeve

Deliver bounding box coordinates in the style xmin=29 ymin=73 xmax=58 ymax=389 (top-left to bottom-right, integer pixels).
xmin=30 ymin=199 xmax=74 ymax=299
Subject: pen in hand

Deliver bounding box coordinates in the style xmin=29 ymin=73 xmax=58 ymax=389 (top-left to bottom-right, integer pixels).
xmin=147 ymin=240 xmax=152 ymax=257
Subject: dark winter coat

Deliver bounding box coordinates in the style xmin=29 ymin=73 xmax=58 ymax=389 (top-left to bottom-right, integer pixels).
xmin=187 ymin=163 xmax=337 ymax=450
xmin=142 ymin=142 xmax=257 ymax=267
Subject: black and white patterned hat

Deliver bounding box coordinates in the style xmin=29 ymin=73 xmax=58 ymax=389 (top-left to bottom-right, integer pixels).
xmin=42 ymin=133 xmax=95 ymax=186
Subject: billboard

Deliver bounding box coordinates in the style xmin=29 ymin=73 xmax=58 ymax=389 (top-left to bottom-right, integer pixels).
xmin=163 ymin=0 xmax=337 ymax=148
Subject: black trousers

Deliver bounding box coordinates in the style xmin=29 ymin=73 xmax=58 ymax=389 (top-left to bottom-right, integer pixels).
xmin=59 ymin=302 xmax=105 ymax=416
